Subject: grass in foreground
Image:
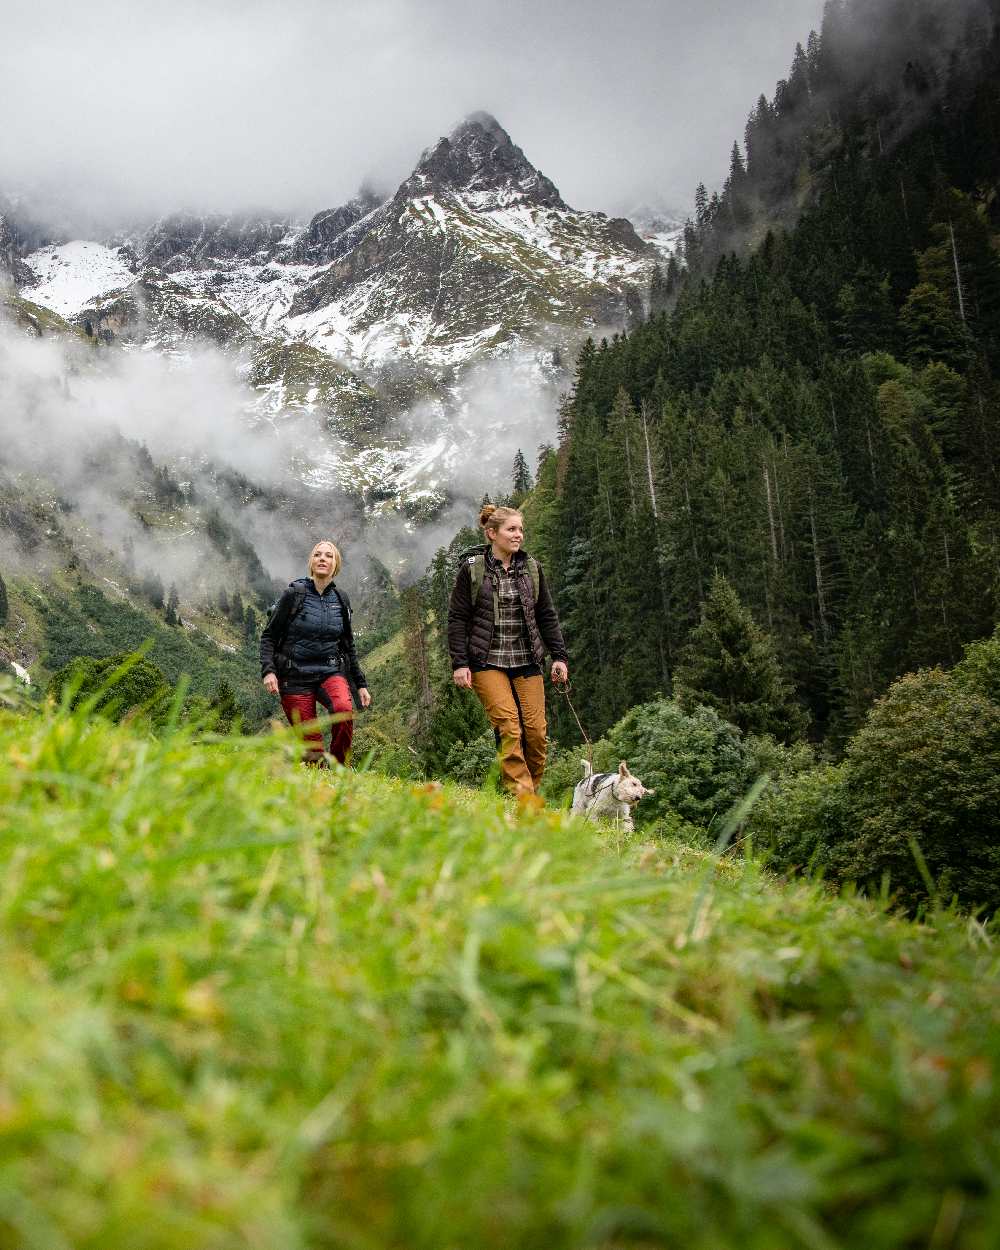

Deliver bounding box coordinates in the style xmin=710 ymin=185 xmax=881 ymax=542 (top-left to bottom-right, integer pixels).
xmin=0 ymin=696 xmax=999 ymax=1249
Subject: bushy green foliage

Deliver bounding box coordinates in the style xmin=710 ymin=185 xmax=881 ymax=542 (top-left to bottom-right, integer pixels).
xmin=2 ymin=701 xmax=1000 ymax=1247
xmin=952 ymin=624 xmax=1000 ymax=703
xmin=442 ymin=729 xmax=497 ymax=787
xmin=37 ymin=584 xmax=268 ymax=729
xmin=351 ymin=708 xmax=424 ymax=778
xmin=210 ymin=678 xmax=240 ymax=733
xmin=47 ymin=652 xmax=171 ymax=723
xmin=749 ymin=763 xmax=853 ymax=876
xmin=605 ymin=698 xmax=758 ymax=828
xmin=422 ymin=680 xmax=491 ymax=777
xmin=842 ymin=667 xmax=1000 ymax=915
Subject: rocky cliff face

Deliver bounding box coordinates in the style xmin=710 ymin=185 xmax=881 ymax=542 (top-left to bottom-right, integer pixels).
xmin=7 ymin=113 xmax=669 ymax=513
xmin=0 ymin=214 xmax=37 ymax=287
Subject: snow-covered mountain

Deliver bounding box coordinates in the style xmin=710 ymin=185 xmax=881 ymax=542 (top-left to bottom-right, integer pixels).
xmin=3 ymin=113 xmax=669 ymax=513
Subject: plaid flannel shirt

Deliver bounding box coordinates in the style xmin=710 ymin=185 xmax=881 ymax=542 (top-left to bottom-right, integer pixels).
xmin=484 ymin=549 xmax=534 ymax=669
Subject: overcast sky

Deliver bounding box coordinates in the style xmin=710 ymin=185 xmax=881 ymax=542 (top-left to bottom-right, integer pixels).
xmin=1 ymin=0 xmax=824 ymax=226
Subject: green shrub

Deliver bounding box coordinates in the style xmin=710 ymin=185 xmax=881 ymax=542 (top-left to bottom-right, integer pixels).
xmin=443 ymin=730 xmax=497 ymax=787
xmin=744 ymin=733 xmax=817 ymax=781
xmin=351 ymin=709 xmax=424 ymax=778
xmin=604 ymin=698 xmax=758 ymax=829
xmin=48 ymin=653 xmax=171 ymax=724
xmin=842 ymin=667 xmax=1000 ymax=915
xmin=747 ymin=764 xmax=852 ymax=877
xmin=952 ymin=624 xmax=1000 ymax=702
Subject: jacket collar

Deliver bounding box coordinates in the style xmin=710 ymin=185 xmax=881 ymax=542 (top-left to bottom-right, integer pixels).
xmin=484 ymin=545 xmax=526 ymax=574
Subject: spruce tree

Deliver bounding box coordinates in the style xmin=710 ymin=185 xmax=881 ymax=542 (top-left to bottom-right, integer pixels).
xmin=900 ymin=283 xmax=970 ymax=371
xmin=165 ymin=584 xmax=180 ymax=626
xmin=0 ymin=571 xmax=7 ymax=626
xmin=512 ymin=449 xmax=532 ymax=499
xmin=673 ymin=573 xmax=807 ymax=741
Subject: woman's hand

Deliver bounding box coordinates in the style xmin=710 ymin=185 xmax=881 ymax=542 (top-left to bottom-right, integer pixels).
xmin=358 ymin=687 xmax=372 ymax=709
xmin=453 ymin=666 xmax=473 ymax=689
xmin=550 ymin=661 xmax=569 ymax=684
xmin=263 ymin=673 xmax=279 ymax=695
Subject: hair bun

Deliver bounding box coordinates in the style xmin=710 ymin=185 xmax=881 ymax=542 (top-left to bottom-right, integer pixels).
xmin=479 ymin=503 xmax=497 ymax=528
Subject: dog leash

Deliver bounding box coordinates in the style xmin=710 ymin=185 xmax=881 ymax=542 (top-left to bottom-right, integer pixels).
xmin=554 ymin=680 xmax=594 ymax=769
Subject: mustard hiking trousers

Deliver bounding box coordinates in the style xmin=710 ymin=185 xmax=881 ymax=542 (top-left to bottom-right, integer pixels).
xmin=471 ymin=668 xmax=547 ymax=795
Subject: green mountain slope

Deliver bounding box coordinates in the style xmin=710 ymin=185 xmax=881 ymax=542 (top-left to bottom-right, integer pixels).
xmin=1 ymin=693 xmax=998 ymax=1248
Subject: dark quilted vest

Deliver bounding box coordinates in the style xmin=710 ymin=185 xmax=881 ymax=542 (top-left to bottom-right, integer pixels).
xmin=467 ymin=554 xmax=545 ymax=665
xmin=283 ymin=581 xmax=345 ymax=681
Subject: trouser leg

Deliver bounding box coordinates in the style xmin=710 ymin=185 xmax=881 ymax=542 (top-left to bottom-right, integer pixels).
xmin=280 ymin=691 xmax=325 ymax=765
xmin=317 ymin=675 xmax=354 ymax=764
xmin=471 ymin=669 xmax=534 ymax=795
xmin=511 ymin=673 xmax=547 ymax=791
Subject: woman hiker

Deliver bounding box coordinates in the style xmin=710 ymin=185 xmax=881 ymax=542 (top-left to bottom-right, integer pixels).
xmin=447 ymin=504 xmax=568 ymax=797
xmin=260 ymin=539 xmax=371 ymax=765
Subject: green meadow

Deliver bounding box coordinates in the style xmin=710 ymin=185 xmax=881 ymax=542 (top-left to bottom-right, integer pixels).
xmin=1 ymin=688 xmax=998 ymax=1249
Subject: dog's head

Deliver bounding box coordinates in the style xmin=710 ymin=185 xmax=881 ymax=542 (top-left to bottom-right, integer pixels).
xmin=614 ymin=761 xmax=655 ymax=805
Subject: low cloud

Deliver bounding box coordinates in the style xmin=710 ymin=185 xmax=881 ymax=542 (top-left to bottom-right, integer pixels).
xmin=2 ymin=0 xmax=824 ymax=225
xmin=0 ymin=315 xmax=569 ymax=601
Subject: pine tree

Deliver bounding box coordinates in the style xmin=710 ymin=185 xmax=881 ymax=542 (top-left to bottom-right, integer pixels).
xmin=673 ymin=573 xmax=807 ymax=741
xmin=900 ymin=283 xmax=970 ymax=371
xmin=0 ymin=571 xmax=7 ymax=626
xmin=836 ymin=262 xmax=898 ymax=355
xmin=165 ymin=584 xmax=180 ymax=626
xmin=512 ymin=449 xmax=532 ymax=499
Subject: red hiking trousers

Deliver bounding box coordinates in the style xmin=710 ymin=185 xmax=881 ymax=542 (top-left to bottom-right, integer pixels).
xmin=280 ymin=674 xmax=354 ymax=765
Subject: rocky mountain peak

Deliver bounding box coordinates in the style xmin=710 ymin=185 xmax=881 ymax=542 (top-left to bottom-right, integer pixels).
xmin=131 ymin=211 xmax=294 ymax=273
xmin=291 ymin=187 xmax=385 ymax=264
xmin=407 ymin=112 xmax=566 ymax=209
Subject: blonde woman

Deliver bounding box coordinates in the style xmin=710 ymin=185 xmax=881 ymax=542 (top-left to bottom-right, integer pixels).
xmin=260 ymin=540 xmax=371 ymax=765
xmin=447 ymin=504 xmax=568 ymax=796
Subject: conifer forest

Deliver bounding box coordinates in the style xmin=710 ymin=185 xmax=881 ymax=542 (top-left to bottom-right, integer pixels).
xmin=511 ymin=0 xmax=1000 ymax=747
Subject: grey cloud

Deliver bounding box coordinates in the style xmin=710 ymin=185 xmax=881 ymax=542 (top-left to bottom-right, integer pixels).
xmin=2 ymin=0 xmax=825 ymax=225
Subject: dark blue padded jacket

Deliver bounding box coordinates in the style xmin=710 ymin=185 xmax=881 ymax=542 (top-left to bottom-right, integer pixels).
xmin=260 ymin=578 xmax=368 ymax=694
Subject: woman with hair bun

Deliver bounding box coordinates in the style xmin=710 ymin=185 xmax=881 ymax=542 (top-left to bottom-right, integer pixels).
xmin=260 ymin=539 xmax=371 ymax=766
xmin=447 ymin=504 xmax=568 ymax=797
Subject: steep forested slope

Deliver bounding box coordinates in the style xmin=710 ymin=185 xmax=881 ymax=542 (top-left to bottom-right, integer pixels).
xmin=531 ymin=0 xmax=1000 ymax=742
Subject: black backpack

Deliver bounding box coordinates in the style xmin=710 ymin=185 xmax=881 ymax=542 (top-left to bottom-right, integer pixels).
xmin=265 ymin=584 xmax=308 ymax=646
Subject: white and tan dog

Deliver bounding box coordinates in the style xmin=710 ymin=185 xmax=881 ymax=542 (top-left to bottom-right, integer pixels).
xmin=572 ymin=760 xmax=655 ymax=831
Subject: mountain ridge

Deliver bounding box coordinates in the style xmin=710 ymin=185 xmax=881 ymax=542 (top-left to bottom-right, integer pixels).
xmin=3 ymin=113 xmax=669 ymax=512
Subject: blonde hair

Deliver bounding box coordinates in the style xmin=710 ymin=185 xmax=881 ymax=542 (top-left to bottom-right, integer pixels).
xmin=308 ymin=540 xmax=342 ymax=579
xmin=480 ymin=504 xmax=523 ymax=536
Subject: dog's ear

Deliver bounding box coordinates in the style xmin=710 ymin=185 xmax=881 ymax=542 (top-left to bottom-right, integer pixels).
xmin=618 ymin=760 xmax=631 ymax=777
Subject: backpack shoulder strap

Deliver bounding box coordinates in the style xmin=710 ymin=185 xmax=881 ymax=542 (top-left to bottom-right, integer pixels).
xmin=266 ymin=583 xmax=307 ymax=644
xmin=526 ymin=555 xmax=540 ymax=602
xmin=468 ymin=553 xmax=486 ymax=603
